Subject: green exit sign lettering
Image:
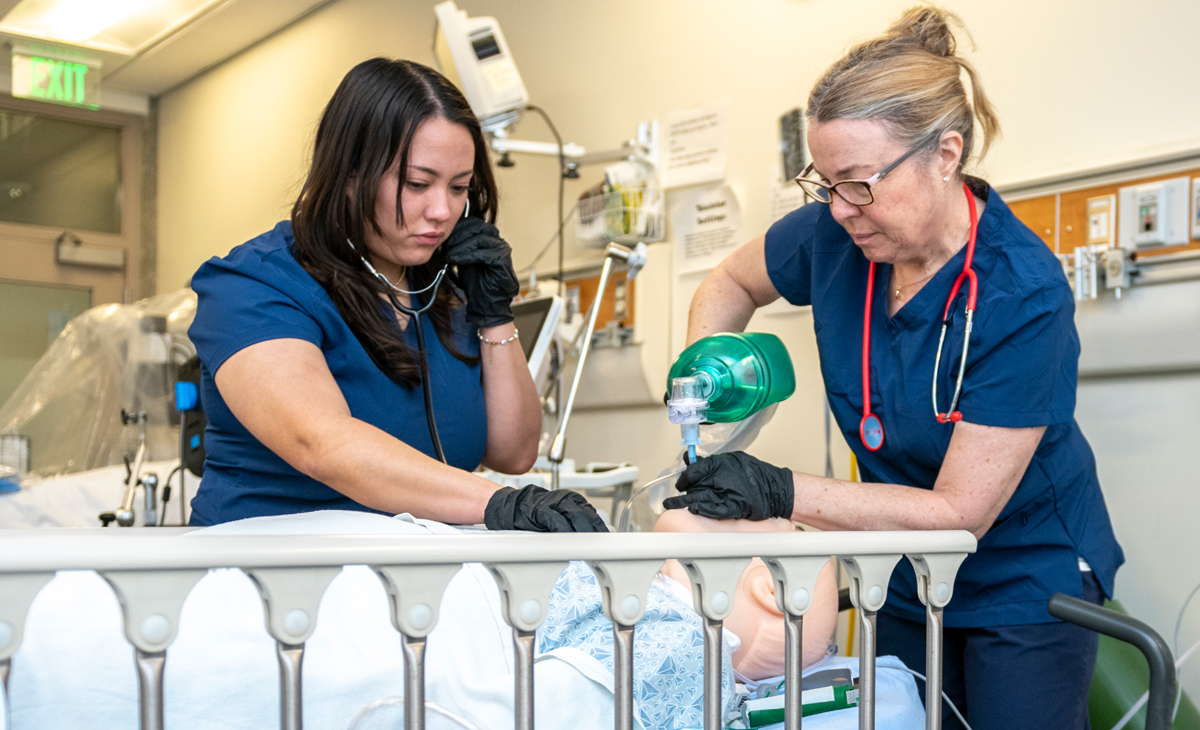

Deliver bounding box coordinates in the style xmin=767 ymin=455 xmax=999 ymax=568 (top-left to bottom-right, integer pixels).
xmin=11 ymin=52 xmax=100 ymax=109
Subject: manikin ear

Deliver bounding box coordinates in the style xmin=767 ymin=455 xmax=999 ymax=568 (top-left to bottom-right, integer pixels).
xmin=936 ymin=130 xmax=965 ymax=180
xmin=743 ymin=564 xmax=785 ymax=618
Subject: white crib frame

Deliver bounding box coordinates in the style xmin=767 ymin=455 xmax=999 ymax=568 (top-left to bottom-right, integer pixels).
xmin=0 ymin=529 xmax=975 ymax=730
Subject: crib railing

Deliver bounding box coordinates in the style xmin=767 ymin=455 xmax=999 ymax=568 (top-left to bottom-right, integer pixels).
xmin=0 ymin=529 xmax=975 ymax=730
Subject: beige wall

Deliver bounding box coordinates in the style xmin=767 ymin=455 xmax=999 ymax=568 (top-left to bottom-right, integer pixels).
xmin=157 ymin=0 xmax=1200 ymax=288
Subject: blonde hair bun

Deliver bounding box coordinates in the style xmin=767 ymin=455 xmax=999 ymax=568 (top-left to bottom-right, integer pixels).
xmin=885 ymin=6 xmax=960 ymax=58
xmin=807 ymin=5 xmax=1000 ymax=169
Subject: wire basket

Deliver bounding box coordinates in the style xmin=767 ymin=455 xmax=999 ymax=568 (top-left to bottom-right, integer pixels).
xmin=575 ymin=185 xmax=664 ymax=249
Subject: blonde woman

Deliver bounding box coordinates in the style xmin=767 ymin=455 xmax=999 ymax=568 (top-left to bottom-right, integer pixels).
xmin=670 ymin=8 xmax=1121 ymax=728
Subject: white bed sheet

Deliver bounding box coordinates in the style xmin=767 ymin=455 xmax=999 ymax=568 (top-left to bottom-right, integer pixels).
xmin=0 ymin=460 xmax=196 ymax=528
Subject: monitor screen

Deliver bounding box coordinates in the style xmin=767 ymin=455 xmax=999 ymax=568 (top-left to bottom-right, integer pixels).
xmin=510 ymin=296 xmax=562 ymax=380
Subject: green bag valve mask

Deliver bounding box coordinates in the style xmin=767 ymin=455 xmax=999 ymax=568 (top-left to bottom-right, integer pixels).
xmin=667 ymin=333 xmax=796 ymax=460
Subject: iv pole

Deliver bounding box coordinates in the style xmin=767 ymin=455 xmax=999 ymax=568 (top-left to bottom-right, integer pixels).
xmin=547 ymin=242 xmax=647 ymax=491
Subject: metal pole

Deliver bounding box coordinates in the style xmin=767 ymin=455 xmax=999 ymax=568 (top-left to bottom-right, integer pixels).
xmin=612 ymin=624 xmax=636 ymax=730
xmin=925 ymin=603 xmax=944 ymax=730
xmin=402 ymin=635 xmax=427 ymax=730
xmin=548 ymin=251 xmax=624 ymax=490
xmin=134 ymin=650 xmax=166 ymax=730
xmin=784 ymin=614 xmax=804 ymax=730
xmin=513 ymin=629 xmax=537 ymax=730
xmin=276 ymin=642 xmax=304 ymax=730
xmin=703 ymin=617 xmax=723 ymax=730
xmin=858 ymin=610 xmax=877 ymax=730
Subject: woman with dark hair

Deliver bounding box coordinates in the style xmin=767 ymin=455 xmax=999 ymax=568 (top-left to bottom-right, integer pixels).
xmin=186 ymin=58 xmax=604 ymax=532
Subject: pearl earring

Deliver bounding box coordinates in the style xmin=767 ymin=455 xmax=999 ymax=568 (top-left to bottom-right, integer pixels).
xmin=943 ymin=176 xmax=950 ymax=182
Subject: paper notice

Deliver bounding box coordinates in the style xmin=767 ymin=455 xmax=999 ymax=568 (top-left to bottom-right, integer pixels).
xmin=661 ymin=100 xmax=729 ymax=189
xmin=672 ymin=183 xmax=742 ymax=274
xmin=770 ymin=165 xmax=807 ymax=223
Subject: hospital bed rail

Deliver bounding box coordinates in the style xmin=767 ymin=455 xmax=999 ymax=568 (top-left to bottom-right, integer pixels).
xmin=0 ymin=528 xmax=976 ymax=730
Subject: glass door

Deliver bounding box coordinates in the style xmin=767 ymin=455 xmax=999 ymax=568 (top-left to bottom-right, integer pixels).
xmin=0 ymin=278 xmax=92 ymax=408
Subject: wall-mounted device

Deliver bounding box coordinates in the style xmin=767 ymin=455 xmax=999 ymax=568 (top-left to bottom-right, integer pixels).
xmin=1118 ymin=177 xmax=1189 ymax=248
xmin=1192 ymin=177 xmax=1200 ymax=241
xmin=433 ymin=1 xmax=528 ymax=132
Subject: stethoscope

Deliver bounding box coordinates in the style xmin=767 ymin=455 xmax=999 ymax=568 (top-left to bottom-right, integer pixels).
xmin=858 ymin=183 xmax=979 ymax=451
xmin=346 ymin=242 xmax=452 ymax=464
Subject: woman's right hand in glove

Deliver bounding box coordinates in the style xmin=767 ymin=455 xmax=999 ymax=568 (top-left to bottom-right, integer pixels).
xmin=662 ymin=451 xmax=795 ymax=521
xmin=484 ymin=485 xmax=609 ymax=532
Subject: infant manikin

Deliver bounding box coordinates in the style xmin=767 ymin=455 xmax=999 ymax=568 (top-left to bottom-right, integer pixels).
xmin=654 ymin=509 xmax=840 ymax=680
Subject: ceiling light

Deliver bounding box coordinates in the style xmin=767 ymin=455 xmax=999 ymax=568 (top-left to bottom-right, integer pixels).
xmin=0 ymin=0 xmax=225 ymax=56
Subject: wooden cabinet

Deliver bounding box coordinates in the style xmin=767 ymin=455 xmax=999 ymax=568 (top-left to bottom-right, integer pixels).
xmin=1007 ymin=196 xmax=1058 ymax=251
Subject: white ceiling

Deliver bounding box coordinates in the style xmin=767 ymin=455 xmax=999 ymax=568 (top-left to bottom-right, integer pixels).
xmin=0 ymin=0 xmax=336 ymax=98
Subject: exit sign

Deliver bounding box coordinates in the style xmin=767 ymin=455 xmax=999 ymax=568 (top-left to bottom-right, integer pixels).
xmin=11 ymin=51 xmax=100 ymax=110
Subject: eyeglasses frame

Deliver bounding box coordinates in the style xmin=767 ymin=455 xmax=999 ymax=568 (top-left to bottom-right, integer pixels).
xmin=794 ymin=130 xmax=944 ymax=206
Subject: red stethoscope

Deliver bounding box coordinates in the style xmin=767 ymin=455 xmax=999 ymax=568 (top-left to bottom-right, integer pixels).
xmin=858 ymin=183 xmax=979 ymax=451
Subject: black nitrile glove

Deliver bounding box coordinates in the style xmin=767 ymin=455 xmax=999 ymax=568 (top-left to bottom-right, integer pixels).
xmin=484 ymin=485 xmax=609 ymax=533
xmin=442 ymin=217 xmax=520 ymax=328
xmin=662 ymin=451 xmax=795 ymax=521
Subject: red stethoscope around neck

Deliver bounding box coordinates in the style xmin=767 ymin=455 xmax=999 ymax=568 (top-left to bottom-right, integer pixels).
xmin=858 ymin=183 xmax=980 ymax=451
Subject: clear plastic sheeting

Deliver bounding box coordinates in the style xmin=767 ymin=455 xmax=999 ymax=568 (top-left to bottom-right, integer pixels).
xmin=0 ymin=289 xmax=197 ymax=479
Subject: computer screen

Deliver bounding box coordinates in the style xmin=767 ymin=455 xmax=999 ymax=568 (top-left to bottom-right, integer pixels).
xmin=510 ymin=295 xmax=563 ymax=379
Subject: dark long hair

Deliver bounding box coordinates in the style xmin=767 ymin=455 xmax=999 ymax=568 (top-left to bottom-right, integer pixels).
xmin=291 ymin=58 xmax=498 ymax=388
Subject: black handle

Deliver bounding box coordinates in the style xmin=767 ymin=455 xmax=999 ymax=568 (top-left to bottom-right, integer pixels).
xmin=1048 ymin=593 xmax=1177 ymax=730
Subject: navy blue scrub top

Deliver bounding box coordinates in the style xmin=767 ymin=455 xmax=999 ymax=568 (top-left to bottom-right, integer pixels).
xmin=765 ymin=179 xmax=1123 ymax=627
xmin=187 ymin=221 xmax=487 ymax=525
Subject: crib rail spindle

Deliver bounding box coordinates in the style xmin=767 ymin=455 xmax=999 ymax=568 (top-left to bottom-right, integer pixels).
xmin=908 ymin=553 xmax=967 ymax=730
xmin=100 ymin=569 xmax=206 ymax=730
xmin=373 ymin=564 xmax=462 ymax=730
xmin=486 ymin=561 xmax=567 ymax=730
xmin=763 ymin=555 xmax=832 ymax=730
xmin=587 ymin=559 xmax=660 ymax=730
xmin=245 ymin=566 xmax=341 ymax=730
xmin=678 ymin=557 xmax=750 ymax=730
xmin=839 ymin=554 xmax=901 ymax=730
xmin=0 ymin=573 xmax=53 ymax=730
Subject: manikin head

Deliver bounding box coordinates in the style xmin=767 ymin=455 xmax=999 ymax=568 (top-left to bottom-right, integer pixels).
xmin=655 ymin=509 xmax=839 ymax=680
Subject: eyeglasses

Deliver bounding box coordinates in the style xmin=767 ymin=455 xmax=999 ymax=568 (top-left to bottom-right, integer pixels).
xmin=795 ymin=131 xmax=940 ymax=206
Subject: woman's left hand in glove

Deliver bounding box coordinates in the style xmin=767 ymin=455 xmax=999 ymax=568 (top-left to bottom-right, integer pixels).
xmin=442 ymin=217 xmax=521 ymax=328
xmin=662 ymin=451 xmax=795 ymax=521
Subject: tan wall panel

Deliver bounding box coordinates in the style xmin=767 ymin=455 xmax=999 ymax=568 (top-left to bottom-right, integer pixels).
xmin=1007 ymin=196 xmax=1057 ymax=251
xmin=1014 ymin=167 xmax=1200 ymax=259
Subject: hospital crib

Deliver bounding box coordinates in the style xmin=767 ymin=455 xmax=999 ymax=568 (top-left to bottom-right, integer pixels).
xmin=0 ymin=528 xmax=977 ymax=730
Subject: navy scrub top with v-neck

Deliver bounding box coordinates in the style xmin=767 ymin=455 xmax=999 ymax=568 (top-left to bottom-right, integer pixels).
xmin=187 ymin=221 xmax=487 ymax=526
xmin=765 ymin=179 xmax=1123 ymax=627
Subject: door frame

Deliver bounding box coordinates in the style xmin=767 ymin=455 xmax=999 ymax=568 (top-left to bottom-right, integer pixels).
xmin=0 ymin=92 xmax=145 ymax=305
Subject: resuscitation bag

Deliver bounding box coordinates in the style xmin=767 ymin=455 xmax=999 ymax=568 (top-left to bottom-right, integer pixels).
xmin=666 ymin=332 xmax=796 ymax=423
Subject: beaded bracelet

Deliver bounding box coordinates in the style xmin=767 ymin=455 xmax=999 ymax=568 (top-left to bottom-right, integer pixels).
xmin=478 ymin=327 xmax=520 ymax=347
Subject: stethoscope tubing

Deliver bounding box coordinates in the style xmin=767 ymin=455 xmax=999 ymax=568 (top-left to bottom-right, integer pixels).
xmin=859 ymin=182 xmax=979 ymax=450
xmin=376 ymin=265 xmax=448 ymax=465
